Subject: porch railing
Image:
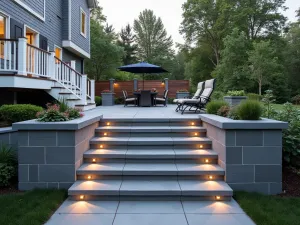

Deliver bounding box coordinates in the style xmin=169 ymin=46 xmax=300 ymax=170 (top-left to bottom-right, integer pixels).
xmin=0 ymin=37 xmax=95 ymax=104
xmin=0 ymin=39 xmax=18 ymax=72
xmin=26 ymin=43 xmax=51 ymax=77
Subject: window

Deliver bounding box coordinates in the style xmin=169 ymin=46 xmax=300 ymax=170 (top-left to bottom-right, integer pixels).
xmin=55 ymin=46 xmax=62 ymax=63
xmin=0 ymin=14 xmax=7 ymax=59
xmin=80 ymin=8 xmax=86 ymax=37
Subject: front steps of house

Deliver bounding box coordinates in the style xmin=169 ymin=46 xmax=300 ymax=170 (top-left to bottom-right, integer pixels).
xmin=47 ymin=82 xmax=95 ymax=111
xmin=68 ymin=118 xmax=233 ymax=201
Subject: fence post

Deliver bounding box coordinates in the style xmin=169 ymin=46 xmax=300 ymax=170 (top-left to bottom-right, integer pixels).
xmin=133 ymin=78 xmax=138 ymax=91
xmin=48 ymin=52 xmax=55 ymax=79
xmin=109 ymin=78 xmax=115 ymax=92
xmin=17 ymin=38 xmax=27 ymax=75
xmin=81 ymin=75 xmax=87 ymax=105
xmin=91 ymin=79 xmax=95 ymax=103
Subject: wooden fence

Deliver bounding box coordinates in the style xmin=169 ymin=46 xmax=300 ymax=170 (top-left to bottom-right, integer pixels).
xmin=95 ymin=80 xmax=190 ymax=98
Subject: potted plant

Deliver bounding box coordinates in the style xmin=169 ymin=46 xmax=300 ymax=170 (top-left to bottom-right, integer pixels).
xmin=223 ymin=90 xmax=247 ymax=107
xmin=151 ymin=88 xmax=157 ymax=93
xmin=101 ymin=90 xmax=115 ymax=106
xmin=176 ymin=89 xmax=190 ymax=99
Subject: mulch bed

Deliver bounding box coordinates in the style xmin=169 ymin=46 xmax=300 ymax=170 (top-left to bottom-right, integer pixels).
xmin=280 ymin=167 xmax=300 ymax=197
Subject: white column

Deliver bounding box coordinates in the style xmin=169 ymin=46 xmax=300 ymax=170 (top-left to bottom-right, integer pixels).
xmin=91 ymin=79 xmax=95 ymax=103
xmin=81 ymin=74 xmax=87 ymax=105
xmin=48 ymin=52 xmax=55 ymax=79
xmin=17 ymin=38 xmax=27 ymax=76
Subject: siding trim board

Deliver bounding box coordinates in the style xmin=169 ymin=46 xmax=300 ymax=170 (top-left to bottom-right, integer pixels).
xmin=68 ymin=0 xmax=72 ymax=40
xmin=13 ymin=0 xmax=45 ymax=22
xmin=62 ymin=40 xmax=90 ymax=59
xmin=80 ymin=7 xmax=87 ymax=38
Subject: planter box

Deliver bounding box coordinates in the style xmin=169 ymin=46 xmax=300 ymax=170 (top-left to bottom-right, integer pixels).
xmin=176 ymin=92 xmax=190 ymax=99
xmin=13 ymin=114 xmax=103 ymax=190
xmin=224 ymin=96 xmax=247 ymax=107
xmin=199 ymin=114 xmax=288 ymax=195
xmin=101 ymin=93 xmax=115 ymax=106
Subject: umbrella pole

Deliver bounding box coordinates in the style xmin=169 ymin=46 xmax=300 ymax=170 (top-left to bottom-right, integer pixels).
xmin=143 ymin=74 xmax=145 ymax=90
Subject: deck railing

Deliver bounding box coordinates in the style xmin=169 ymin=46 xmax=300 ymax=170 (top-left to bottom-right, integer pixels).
xmin=0 ymin=37 xmax=95 ymax=104
xmin=0 ymin=39 xmax=18 ymax=72
xmin=26 ymin=43 xmax=51 ymax=77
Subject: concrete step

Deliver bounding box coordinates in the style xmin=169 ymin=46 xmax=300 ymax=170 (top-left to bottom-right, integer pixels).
xmin=90 ymin=137 xmax=212 ymax=146
xmin=83 ymin=148 xmax=218 ymax=160
xmin=95 ymin=126 xmax=207 ymax=137
xmin=68 ymin=179 xmax=232 ymax=200
xmin=76 ymin=162 xmax=225 ymax=176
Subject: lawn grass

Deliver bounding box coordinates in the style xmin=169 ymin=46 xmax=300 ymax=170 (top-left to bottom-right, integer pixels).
xmin=0 ymin=189 xmax=67 ymax=225
xmin=235 ymin=191 xmax=300 ymax=225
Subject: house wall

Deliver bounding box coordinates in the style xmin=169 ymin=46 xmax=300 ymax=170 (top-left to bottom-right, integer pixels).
xmin=63 ymin=49 xmax=83 ymax=74
xmin=0 ymin=0 xmax=89 ymax=72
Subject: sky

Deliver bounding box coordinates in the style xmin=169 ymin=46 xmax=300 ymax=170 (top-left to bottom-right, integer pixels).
xmin=99 ymin=0 xmax=300 ymax=47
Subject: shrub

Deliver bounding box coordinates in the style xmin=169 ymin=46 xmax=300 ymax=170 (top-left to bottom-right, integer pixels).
xmin=226 ymin=90 xmax=245 ymax=96
xmin=271 ymin=103 xmax=300 ymax=167
xmin=206 ymin=101 xmax=229 ymax=115
xmin=228 ymin=107 xmax=239 ymax=120
xmin=211 ymin=91 xmax=225 ymax=100
xmin=217 ymin=105 xmax=230 ymax=117
xmin=36 ymin=104 xmax=83 ymax=122
xmin=262 ymin=90 xmax=276 ymax=118
xmin=0 ymin=104 xmax=43 ymax=123
xmin=168 ymin=97 xmax=175 ymax=104
xmin=57 ymin=98 xmax=69 ymax=112
xmin=291 ymin=95 xmax=300 ymax=105
xmin=236 ymin=100 xmax=263 ymax=120
xmin=247 ymin=93 xmax=261 ymax=101
xmin=114 ymin=97 xmax=123 ymax=104
xmin=0 ymin=144 xmax=17 ymax=187
xmin=95 ymin=96 xmax=102 ymax=106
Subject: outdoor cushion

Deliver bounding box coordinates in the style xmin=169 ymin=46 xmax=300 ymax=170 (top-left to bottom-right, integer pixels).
xmin=177 ymin=99 xmax=200 ymax=104
xmin=125 ymin=98 xmax=136 ymax=102
xmin=156 ymin=97 xmax=166 ymax=102
xmin=205 ymin=79 xmax=215 ymax=89
xmin=192 ymin=89 xmax=201 ymax=99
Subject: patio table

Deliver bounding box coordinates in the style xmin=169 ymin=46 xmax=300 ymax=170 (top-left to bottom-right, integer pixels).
xmin=133 ymin=91 xmax=158 ymax=106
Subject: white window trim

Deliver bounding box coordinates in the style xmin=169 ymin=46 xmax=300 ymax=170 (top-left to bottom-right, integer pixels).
xmin=0 ymin=10 xmax=10 ymax=39
xmin=24 ymin=25 xmax=40 ymax=47
xmin=13 ymin=0 xmax=45 ymax=22
xmin=80 ymin=7 xmax=87 ymax=38
xmin=54 ymin=45 xmax=63 ymax=59
xmin=68 ymin=0 xmax=72 ymax=40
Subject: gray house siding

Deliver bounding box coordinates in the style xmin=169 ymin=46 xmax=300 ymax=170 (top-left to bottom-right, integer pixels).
xmin=63 ymin=49 xmax=83 ymax=73
xmin=0 ymin=0 xmax=90 ymax=73
xmin=20 ymin=0 xmax=44 ymax=18
xmin=70 ymin=0 xmax=90 ymax=54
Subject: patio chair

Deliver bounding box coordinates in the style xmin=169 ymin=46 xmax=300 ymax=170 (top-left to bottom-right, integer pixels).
xmin=174 ymin=81 xmax=205 ymax=112
xmin=140 ymin=90 xmax=151 ymax=107
xmin=155 ymin=90 xmax=168 ymax=107
xmin=123 ymin=90 xmax=137 ymax=107
xmin=177 ymin=78 xmax=216 ymax=114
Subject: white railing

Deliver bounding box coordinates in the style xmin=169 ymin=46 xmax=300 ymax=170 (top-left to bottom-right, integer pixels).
xmin=26 ymin=43 xmax=51 ymax=77
xmin=0 ymin=39 xmax=18 ymax=72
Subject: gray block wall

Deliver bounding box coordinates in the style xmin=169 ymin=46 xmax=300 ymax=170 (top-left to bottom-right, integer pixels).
xmin=18 ymin=121 xmax=99 ymax=190
xmin=0 ymin=128 xmax=18 ymax=149
xmin=203 ymin=122 xmax=283 ymax=195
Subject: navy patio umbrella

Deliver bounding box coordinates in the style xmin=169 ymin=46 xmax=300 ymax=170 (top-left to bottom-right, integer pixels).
xmin=118 ymin=62 xmax=168 ymax=90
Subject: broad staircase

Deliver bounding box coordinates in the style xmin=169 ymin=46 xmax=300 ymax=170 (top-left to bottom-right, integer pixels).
xmin=68 ymin=118 xmax=233 ymax=201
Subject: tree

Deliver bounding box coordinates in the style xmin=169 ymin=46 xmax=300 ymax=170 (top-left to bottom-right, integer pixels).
xmin=169 ymin=51 xmax=186 ymax=80
xmin=232 ymin=0 xmax=287 ymax=40
xmin=85 ymin=9 xmax=124 ymax=81
xmin=296 ymin=7 xmax=300 ymax=21
xmin=214 ymin=28 xmax=253 ymax=92
xmin=248 ymin=40 xmax=282 ymax=95
xmin=180 ymin=0 xmax=233 ymax=66
xmin=105 ymin=23 xmax=118 ymax=41
xmin=117 ymin=24 xmax=138 ymax=65
xmin=133 ymin=9 xmax=174 ymax=65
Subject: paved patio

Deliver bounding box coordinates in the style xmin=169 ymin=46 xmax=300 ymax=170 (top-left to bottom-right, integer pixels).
xmin=86 ymin=104 xmax=201 ymax=119
xmin=45 ymin=199 xmax=255 ymax=225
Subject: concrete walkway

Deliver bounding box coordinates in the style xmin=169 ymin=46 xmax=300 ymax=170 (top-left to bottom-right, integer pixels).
xmin=45 ymin=199 xmax=256 ymax=225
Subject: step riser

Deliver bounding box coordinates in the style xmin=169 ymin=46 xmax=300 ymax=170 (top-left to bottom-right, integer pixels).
xmin=99 ymin=122 xmax=202 ymax=127
xmin=90 ymin=143 xmax=212 ymax=148
xmin=68 ymin=195 xmax=232 ymax=201
xmin=83 ymin=158 xmax=218 ymax=164
xmin=95 ymin=132 xmax=207 ymax=138
xmin=76 ymin=175 xmax=225 ymax=181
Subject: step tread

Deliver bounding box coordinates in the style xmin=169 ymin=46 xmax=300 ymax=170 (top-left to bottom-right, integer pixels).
xmin=84 ymin=149 xmax=218 ymax=159
xmin=68 ymin=180 xmax=232 ymax=196
xmin=90 ymin=137 xmax=212 ymax=143
xmin=77 ymin=163 xmax=224 ymax=175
